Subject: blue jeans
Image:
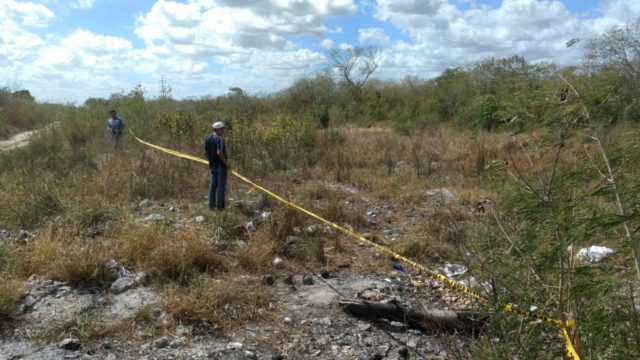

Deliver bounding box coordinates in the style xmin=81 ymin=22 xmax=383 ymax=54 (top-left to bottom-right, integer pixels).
xmin=208 ymin=166 xmax=227 ymax=209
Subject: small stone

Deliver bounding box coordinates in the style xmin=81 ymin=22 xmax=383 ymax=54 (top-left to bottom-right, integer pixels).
xmin=153 ymin=336 xmax=170 ymax=349
xmin=56 ymin=286 xmax=72 ymax=298
xmin=12 ymin=303 xmax=25 ymax=316
xmin=105 ymin=354 xmax=117 ymax=360
xmin=358 ymin=323 xmax=372 ymax=332
xmin=369 ymin=354 xmax=384 ymax=360
xmin=313 ymin=317 xmax=332 ymax=327
xmin=227 ymin=342 xmax=243 ymax=350
xmin=45 ymin=283 xmax=63 ymax=294
xmin=282 ymin=274 xmax=294 ymax=285
xmin=283 ymin=316 xmax=293 ymax=324
xmin=111 ymin=277 xmax=135 ymax=295
xmin=101 ymin=342 xmax=113 ymax=350
xmin=195 ymin=216 xmax=205 ymax=223
xmin=59 ymin=338 xmax=81 ymax=350
xmin=271 ymin=354 xmax=284 ymax=360
xmin=139 ymin=199 xmax=152 ymax=208
xmin=273 ymin=257 xmax=285 ymax=269
xmin=320 ymin=270 xmax=330 ymax=279
xmin=176 ymin=324 xmax=192 ymax=337
xmin=244 ymin=350 xmax=257 ymax=359
xmin=133 ymin=272 xmax=148 ymax=285
xmin=302 ymin=274 xmax=314 ymax=285
xmin=285 ymin=235 xmax=300 ymax=246
xmin=169 ymin=206 xmax=180 ymax=212
xmin=398 ymin=347 xmax=410 ymax=358
xmin=261 ymin=275 xmax=275 ymax=286
xmin=23 ymin=294 xmax=37 ymax=307
xmin=170 ymin=339 xmax=184 ymax=348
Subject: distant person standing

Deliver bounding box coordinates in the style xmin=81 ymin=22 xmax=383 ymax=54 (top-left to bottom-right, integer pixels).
xmin=107 ymin=110 xmax=125 ymax=150
xmin=204 ymin=121 xmax=229 ymax=210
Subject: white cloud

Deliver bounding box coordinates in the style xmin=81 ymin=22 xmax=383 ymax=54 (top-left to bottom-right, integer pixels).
xmin=70 ymin=0 xmax=96 ymax=9
xmin=321 ymin=38 xmax=335 ymax=49
xmin=0 ymin=19 xmax=45 ymax=61
xmin=370 ymin=0 xmax=640 ymax=78
xmin=358 ymin=27 xmax=390 ymax=44
xmin=0 ymin=0 xmax=55 ymax=27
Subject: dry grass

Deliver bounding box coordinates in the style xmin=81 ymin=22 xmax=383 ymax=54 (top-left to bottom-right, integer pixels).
xmin=35 ymin=313 xmax=131 ymax=345
xmin=395 ymin=205 xmax=470 ymax=261
xmin=163 ymin=278 xmax=271 ymax=332
xmin=115 ymin=224 xmax=227 ymax=283
xmin=19 ymin=225 xmax=116 ymax=287
xmin=0 ymin=278 xmax=25 ymax=322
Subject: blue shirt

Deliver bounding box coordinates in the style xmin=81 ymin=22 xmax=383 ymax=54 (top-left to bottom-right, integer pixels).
xmin=108 ymin=117 xmax=125 ymax=132
xmin=205 ymin=133 xmax=226 ymax=168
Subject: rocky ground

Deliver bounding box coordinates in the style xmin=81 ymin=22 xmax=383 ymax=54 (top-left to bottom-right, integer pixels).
xmin=1 ymin=179 xmax=483 ymax=360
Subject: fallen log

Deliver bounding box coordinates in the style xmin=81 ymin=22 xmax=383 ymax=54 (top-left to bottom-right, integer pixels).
xmin=339 ymin=300 xmax=488 ymax=334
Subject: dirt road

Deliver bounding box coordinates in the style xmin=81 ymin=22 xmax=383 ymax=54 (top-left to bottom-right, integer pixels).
xmin=0 ymin=123 xmax=58 ymax=151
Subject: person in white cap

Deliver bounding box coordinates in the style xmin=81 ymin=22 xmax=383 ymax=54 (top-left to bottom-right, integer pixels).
xmin=204 ymin=121 xmax=229 ymax=210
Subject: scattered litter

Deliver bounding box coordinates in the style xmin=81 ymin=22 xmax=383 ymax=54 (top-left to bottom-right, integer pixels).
xmin=392 ymin=263 xmax=405 ymax=272
xmin=576 ymin=246 xmax=614 ymax=263
xmin=443 ymin=263 xmax=468 ymax=278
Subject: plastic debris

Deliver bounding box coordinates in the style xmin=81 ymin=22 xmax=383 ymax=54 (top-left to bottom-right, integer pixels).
xmin=576 ymin=246 xmax=614 ymax=263
xmin=443 ymin=263 xmax=468 ymax=278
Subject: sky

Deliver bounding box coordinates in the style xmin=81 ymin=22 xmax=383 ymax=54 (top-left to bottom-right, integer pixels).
xmin=1 ymin=0 xmax=640 ymax=103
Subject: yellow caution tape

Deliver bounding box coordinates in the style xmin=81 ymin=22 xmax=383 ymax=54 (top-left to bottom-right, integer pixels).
xmin=130 ymin=130 xmax=580 ymax=359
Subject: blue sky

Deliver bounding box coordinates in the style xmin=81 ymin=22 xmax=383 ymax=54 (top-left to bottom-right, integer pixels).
xmin=1 ymin=0 xmax=639 ymax=103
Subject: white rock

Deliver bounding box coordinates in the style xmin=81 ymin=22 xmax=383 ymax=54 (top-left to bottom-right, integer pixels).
xmin=195 ymin=216 xmax=205 ymax=223
xmin=227 ymin=342 xmax=243 ymax=350
xmin=273 ymin=257 xmax=285 ymax=269
xmin=23 ymin=295 xmax=37 ymax=307
xmin=111 ymin=277 xmax=135 ymax=295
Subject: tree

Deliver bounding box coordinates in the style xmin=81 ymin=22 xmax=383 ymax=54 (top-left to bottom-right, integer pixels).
xmin=329 ymin=45 xmax=380 ymax=93
xmin=11 ymin=89 xmax=35 ymax=102
xmin=586 ymin=18 xmax=640 ymax=81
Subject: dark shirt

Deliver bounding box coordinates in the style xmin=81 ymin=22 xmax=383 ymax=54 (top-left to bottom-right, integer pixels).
xmin=205 ymin=133 xmax=226 ymax=168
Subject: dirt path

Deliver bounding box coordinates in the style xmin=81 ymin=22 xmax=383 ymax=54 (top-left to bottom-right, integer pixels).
xmin=0 ymin=122 xmax=58 ymax=151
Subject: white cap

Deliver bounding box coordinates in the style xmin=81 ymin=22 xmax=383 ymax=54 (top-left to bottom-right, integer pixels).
xmin=212 ymin=121 xmax=225 ymax=130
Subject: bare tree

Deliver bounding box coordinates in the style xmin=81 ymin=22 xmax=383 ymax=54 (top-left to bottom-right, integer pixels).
xmin=586 ymin=18 xmax=640 ymax=80
xmin=329 ymin=45 xmax=380 ymax=92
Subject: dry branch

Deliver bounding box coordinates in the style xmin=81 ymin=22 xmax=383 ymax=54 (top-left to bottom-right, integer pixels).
xmin=339 ymin=300 xmax=488 ymax=334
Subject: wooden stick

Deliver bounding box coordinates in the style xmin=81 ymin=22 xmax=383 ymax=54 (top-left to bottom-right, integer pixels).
xmin=339 ymin=300 xmax=488 ymax=334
